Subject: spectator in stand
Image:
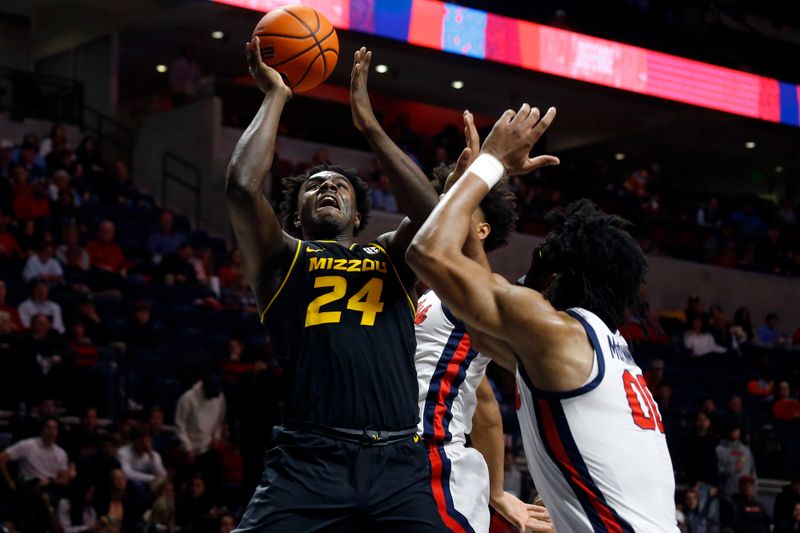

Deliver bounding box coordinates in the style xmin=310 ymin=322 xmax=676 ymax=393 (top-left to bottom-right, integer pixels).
xmin=0 ymin=310 xmax=14 ymax=335
xmin=174 ymin=374 xmax=225 ymax=492
xmin=56 ymin=477 xmax=99 ymax=533
xmin=708 ymin=304 xmax=736 ymax=351
xmin=216 ymin=247 xmax=242 ymax=289
xmin=51 ymin=184 xmax=87 ymax=234
xmin=729 ymin=476 xmax=770 ymax=533
xmin=11 ymin=164 xmax=50 ymax=221
xmin=12 ymin=397 xmax=57 ymax=441
xmin=682 ymin=485 xmax=720 ymax=533
xmin=720 ymin=395 xmax=749 ymax=439
xmin=144 ymin=477 xmax=176 ymax=532
xmin=774 ymin=478 xmax=800 ymax=528
xmin=16 ymin=219 xmax=41 ymax=256
xmin=623 ymin=167 xmax=649 ymax=197
xmin=170 ymin=45 xmax=202 ymax=106
xmin=73 ymin=297 xmax=108 ymax=346
xmin=94 ymin=467 xmax=138 ymax=533
xmin=0 ymin=279 xmax=23 ymax=330
xmin=18 ymin=280 xmax=65 ymax=333
xmin=147 ymin=210 xmax=186 ymax=261
xmin=219 ymin=513 xmax=237 ymax=533
xmin=191 ymin=246 xmax=215 ymax=288
xmin=756 ymin=313 xmax=788 ymax=348
xmin=26 ymin=314 xmax=66 ymax=399
xmin=775 ymin=502 xmax=800 ymax=533
xmin=730 ymin=200 xmax=768 ymax=236
xmin=369 ymin=172 xmax=399 ymax=213
xmin=22 ymin=242 xmax=64 ymax=285
xmin=176 ymin=474 xmax=212 ymax=532
xmin=85 ymin=221 xmax=128 ymax=275
xmin=0 ymin=417 xmax=74 ymax=490
xmin=116 ymin=424 xmax=166 ymax=490
xmin=67 ymin=321 xmax=99 ymax=373
xmin=64 ymin=407 xmax=103 ymax=463
xmin=122 ymin=300 xmax=157 ymax=351
xmin=685 ymin=296 xmax=708 ymax=329
xmin=697 ymin=196 xmax=723 ymax=228
xmin=683 ymin=412 xmax=719 ymax=486
xmin=104 ymin=160 xmax=138 ymax=205
xmin=147 ymin=407 xmax=179 ymax=458
xmin=643 ymin=358 xmax=665 ymax=389
xmin=0 ymin=216 xmax=22 ymax=261
xmin=772 ymin=381 xmax=800 ymax=421
xmin=734 ymin=307 xmax=755 ymax=343
xmin=222 ymin=273 xmax=257 ymax=314
xmin=56 ymin=224 xmax=90 ymax=270
xmin=684 ymin=317 xmax=727 ymax=357
xmin=717 ymin=425 xmax=756 ymax=498
xmin=220 ymin=338 xmax=249 ymax=387
xmin=74 ymin=137 xmax=106 ymax=190
xmin=16 ymin=141 xmax=47 ymax=181
xmin=158 ymin=243 xmax=198 ymax=286
xmin=83 ymin=434 xmax=121 ymax=486
xmin=40 ymin=123 xmax=69 ymax=160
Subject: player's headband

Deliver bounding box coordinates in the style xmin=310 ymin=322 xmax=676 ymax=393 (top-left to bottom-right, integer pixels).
xmin=308 ymin=170 xmax=346 ymax=181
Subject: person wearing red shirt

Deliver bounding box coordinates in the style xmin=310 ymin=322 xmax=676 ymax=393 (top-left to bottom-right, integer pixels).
xmin=0 ymin=279 xmax=23 ymax=331
xmin=0 ymin=218 xmax=22 ymax=260
xmin=85 ymin=221 xmax=128 ymax=274
xmin=11 ymin=165 xmax=50 ymax=221
xmin=772 ymin=381 xmax=800 ymax=421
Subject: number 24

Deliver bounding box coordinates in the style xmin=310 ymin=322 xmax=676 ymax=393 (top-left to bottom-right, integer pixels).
xmin=305 ymin=276 xmax=385 ymax=327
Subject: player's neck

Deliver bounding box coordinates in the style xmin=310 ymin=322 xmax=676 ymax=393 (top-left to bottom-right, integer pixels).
xmin=305 ymin=233 xmax=354 ymax=248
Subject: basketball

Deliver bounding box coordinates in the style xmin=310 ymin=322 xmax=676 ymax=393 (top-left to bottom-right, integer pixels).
xmin=252 ymin=6 xmax=339 ymax=93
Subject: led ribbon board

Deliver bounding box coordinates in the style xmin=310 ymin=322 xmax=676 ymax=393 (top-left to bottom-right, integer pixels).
xmin=214 ymin=0 xmax=800 ymax=127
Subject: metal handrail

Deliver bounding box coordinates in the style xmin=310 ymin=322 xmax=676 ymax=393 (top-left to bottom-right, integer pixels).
xmin=162 ymin=152 xmax=202 ymax=226
xmin=83 ymin=104 xmax=135 ymax=158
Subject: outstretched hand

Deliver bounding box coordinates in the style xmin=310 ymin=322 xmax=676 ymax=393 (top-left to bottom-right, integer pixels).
xmin=245 ymin=36 xmax=292 ymax=99
xmin=444 ymin=110 xmax=480 ymax=193
xmin=493 ymin=492 xmax=555 ymax=533
xmin=481 ymin=104 xmax=559 ymax=176
xmin=350 ymin=47 xmax=379 ymax=133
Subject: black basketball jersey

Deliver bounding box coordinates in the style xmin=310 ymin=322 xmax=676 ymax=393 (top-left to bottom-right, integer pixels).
xmin=262 ymin=239 xmax=419 ymax=431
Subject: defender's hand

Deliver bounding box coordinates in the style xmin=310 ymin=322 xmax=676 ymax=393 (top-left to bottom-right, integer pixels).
xmin=246 ymin=36 xmax=292 ymax=99
xmin=350 ymin=47 xmax=379 ymax=133
xmin=444 ymin=110 xmax=480 ymax=193
xmin=492 ymin=492 xmax=555 ymax=533
xmin=481 ymin=104 xmax=559 ymax=176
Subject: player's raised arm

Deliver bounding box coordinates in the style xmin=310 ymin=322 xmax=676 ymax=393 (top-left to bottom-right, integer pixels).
xmin=225 ymin=37 xmax=297 ymax=308
xmin=349 ymin=47 xmax=439 ymax=258
xmin=406 ymin=105 xmax=560 ymax=346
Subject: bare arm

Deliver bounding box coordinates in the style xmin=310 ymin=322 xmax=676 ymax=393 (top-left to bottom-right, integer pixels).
xmin=225 ymin=37 xmax=297 ymax=309
xmin=350 ymin=48 xmax=438 ymax=261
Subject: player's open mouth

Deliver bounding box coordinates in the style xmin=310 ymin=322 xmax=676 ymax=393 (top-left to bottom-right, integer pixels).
xmin=317 ymin=194 xmax=340 ymax=211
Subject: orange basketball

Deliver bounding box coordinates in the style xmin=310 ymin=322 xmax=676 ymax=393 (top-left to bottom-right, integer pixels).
xmin=252 ymin=5 xmax=339 ymax=93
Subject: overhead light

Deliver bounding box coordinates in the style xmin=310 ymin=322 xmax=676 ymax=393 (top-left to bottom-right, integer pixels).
xmin=614 ymin=153 xmax=626 ymax=161
xmin=211 ymin=30 xmax=225 ymax=39
xmin=375 ymin=64 xmax=388 ymax=74
xmin=156 ymin=64 xmax=168 ymax=73
xmin=745 ymin=141 xmax=756 ymax=149
xmin=775 ymin=165 xmax=784 ymax=173
xmin=451 ymin=80 xmax=464 ymax=89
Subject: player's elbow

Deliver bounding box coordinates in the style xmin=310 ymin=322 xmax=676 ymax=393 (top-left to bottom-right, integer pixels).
xmin=406 ymin=239 xmax=446 ymax=275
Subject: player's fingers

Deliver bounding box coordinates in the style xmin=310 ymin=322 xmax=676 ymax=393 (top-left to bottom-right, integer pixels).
xmin=364 ymin=50 xmax=372 ymax=68
xmin=511 ymin=103 xmax=531 ymax=125
xmin=525 ymin=519 xmax=556 ymax=533
xmin=530 ymin=106 xmax=557 ymax=140
xmin=464 ymin=111 xmax=480 ymax=153
xmin=524 ymin=155 xmax=560 ymax=172
xmin=522 ymin=106 xmax=541 ymax=129
xmin=453 ymin=147 xmax=472 ymax=177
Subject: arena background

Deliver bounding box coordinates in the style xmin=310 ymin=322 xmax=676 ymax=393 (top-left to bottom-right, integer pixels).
xmin=0 ymin=0 xmax=798 ymax=531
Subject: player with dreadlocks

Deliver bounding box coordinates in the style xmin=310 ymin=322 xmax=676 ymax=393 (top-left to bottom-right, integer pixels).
xmin=414 ymin=113 xmax=552 ymax=533
xmin=226 ymin=43 xmax=447 ymax=530
xmin=407 ymin=104 xmax=678 ymax=533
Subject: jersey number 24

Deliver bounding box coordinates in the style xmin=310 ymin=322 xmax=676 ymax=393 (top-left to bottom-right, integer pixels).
xmin=306 ymin=275 xmax=385 ymax=327
xmin=622 ymin=370 xmax=664 ymax=433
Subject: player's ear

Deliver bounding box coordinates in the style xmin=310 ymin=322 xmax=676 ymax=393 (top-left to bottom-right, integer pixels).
xmin=353 ymin=212 xmax=361 ymax=229
xmin=293 ymin=214 xmax=301 ymax=228
xmin=477 ymin=222 xmax=490 ymax=241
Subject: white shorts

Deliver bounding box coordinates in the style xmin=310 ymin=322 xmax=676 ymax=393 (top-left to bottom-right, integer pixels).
xmin=426 ymin=440 xmax=490 ymax=533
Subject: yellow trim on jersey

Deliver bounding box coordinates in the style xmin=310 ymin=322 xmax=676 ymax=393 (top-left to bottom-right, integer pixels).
xmin=370 ymin=242 xmax=416 ymax=316
xmin=260 ymin=239 xmax=302 ymax=323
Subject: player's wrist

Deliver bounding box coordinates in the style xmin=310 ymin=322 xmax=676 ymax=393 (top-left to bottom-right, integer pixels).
xmin=467 ymin=153 xmax=506 ymax=189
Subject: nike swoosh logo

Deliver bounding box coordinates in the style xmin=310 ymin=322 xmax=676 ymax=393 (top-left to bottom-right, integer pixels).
xmin=306 ymin=247 xmax=323 ymax=253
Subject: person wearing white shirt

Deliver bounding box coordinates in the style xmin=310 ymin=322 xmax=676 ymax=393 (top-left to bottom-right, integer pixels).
xmin=57 ymin=478 xmax=98 ymax=533
xmin=684 ymin=318 xmax=727 ymax=357
xmin=116 ymin=425 xmax=166 ymax=483
xmin=23 ymin=244 xmax=64 ymax=284
xmin=0 ymin=417 xmax=74 ymax=489
xmin=174 ymin=376 xmax=226 ymax=458
xmin=18 ymin=280 xmax=65 ymax=333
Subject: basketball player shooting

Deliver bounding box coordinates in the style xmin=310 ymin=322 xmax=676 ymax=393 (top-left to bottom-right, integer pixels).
xmin=225 ymin=40 xmax=446 ymax=530
xmin=406 ymin=105 xmax=679 ymax=532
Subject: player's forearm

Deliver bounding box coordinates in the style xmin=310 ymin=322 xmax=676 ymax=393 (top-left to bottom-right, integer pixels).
xmin=225 ymin=90 xmax=289 ymax=197
xmin=471 ymin=382 xmax=506 ymax=502
xmin=362 ymin=127 xmax=438 ymax=223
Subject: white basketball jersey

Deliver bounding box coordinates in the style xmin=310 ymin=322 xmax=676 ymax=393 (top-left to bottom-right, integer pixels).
xmin=516 ymin=308 xmax=678 ymax=533
xmin=415 ymin=290 xmax=491 ymax=444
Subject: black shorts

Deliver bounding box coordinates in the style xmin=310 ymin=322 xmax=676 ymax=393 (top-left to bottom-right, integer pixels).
xmin=234 ymin=428 xmax=447 ymax=532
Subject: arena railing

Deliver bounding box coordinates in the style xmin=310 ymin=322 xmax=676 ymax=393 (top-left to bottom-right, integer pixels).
xmin=162 ymin=151 xmax=202 ymax=228
xmin=0 ymin=66 xmax=84 ymax=125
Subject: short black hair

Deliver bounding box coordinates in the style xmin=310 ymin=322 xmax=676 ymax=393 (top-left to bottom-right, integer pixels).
xmin=279 ymin=163 xmax=371 ymax=238
xmin=536 ymin=199 xmax=647 ymax=331
xmin=431 ymin=163 xmax=518 ymax=252
xmin=41 ymin=416 xmax=59 ymax=431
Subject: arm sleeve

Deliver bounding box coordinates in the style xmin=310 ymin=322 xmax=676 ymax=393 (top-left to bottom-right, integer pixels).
xmin=22 ymin=258 xmax=37 ymax=282
xmin=51 ymin=304 xmax=65 ymax=334
xmin=18 ymin=303 xmax=32 ymax=328
xmin=117 ymin=448 xmax=155 ymax=483
xmin=213 ymin=395 xmax=227 ymax=441
xmin=174 ymin=396 xmax=193 ymax=451
xmin=152 ymin=451 xmax=167 ymax=478
xmin=4 ymin=440 xmax=26 ymax=461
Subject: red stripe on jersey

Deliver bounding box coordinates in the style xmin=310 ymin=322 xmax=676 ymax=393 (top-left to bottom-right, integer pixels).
xmin=432 ymin=335 xmax=472 ymax=440
xmin=428 ymin=445 xmax=469 ymax=533
xmin=537 ymin=399 xmax=626 ymax=533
